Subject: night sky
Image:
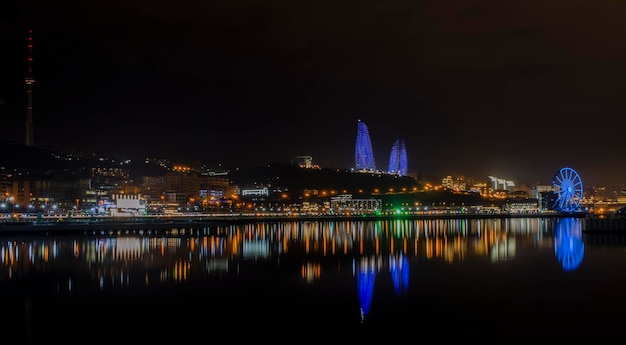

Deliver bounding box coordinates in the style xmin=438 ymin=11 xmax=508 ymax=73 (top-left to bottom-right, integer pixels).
xmin=2 ymin=1 xmax=626 ymax=189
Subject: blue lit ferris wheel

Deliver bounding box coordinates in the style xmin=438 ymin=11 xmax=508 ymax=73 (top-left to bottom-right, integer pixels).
xmin=552 ymin=167 xmax=583 ymax=213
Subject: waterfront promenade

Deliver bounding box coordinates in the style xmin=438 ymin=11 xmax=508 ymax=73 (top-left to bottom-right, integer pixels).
xmin=0 ymin=210 xmax=607 ymax=236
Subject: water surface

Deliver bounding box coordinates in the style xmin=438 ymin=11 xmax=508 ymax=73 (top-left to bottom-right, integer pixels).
xmin=0 ymin=217 xmax=622 ymax=342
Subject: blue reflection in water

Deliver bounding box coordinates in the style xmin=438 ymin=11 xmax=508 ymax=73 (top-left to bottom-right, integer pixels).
xmin=390 ymin=253 xmax=409 ymax=296
xmin=554 ymin=217 xmax=584 ymax=271
xmin=357 ymin=259 xmax=376 ymax=322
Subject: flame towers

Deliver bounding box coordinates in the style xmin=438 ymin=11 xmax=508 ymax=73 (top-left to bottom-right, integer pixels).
xmin=355 ymin=120 xmax=376 ymax=171
xmin=388 ymin=138 xmax=408 ymax=176
xmin=354 ymin=120 xmax=408 ymax=175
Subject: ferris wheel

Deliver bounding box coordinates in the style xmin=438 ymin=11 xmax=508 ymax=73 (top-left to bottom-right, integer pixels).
xmin=552 ymin=167 xmax=583 ymax=213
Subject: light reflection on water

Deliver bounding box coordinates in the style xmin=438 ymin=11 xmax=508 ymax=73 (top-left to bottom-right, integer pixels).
xmin=0 ymin=217 xmax=623 ymax=342
xmin=0 ymin=218 xmax=556 ymax=286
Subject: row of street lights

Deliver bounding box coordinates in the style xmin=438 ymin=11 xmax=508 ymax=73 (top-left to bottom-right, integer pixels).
xmin=0 ymin=198 xmax=59 ymax=216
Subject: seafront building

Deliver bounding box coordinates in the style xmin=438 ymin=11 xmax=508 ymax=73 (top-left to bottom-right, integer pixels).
xmin=107 ymin=194 xmax=147 ymax=217
xmin=330 ymin=194 xmax=382 ymax=215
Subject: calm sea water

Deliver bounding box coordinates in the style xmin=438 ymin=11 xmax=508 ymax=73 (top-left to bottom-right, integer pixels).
xmin=0 ymin=217 xmax=624 ymax=343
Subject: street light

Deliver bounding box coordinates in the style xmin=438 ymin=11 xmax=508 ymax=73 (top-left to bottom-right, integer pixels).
xmin=6 ymin=196 xmax=16 ymax=216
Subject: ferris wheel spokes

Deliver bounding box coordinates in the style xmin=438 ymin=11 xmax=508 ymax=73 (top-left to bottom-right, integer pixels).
xmin=552 ymin=167 xmax=583 ymax=213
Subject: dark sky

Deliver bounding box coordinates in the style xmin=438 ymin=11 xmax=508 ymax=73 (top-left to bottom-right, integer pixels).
xmin=2 ymin=1 xmax=626 ymax=189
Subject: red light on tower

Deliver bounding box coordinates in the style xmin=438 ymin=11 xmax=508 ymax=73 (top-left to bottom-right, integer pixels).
xmin=25 ymin=30 xmax=35 ymax=85
xmin=25 ymin=29 xmax=35 ymax=147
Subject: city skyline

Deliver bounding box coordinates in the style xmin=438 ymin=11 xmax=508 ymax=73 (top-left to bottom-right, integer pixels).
xmin=2 ymin=1 xmax=626 ymax=189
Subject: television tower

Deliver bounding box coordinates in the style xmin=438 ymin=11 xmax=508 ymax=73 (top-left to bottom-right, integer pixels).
xmin=25 ymin=29 xmax=35 ymax=147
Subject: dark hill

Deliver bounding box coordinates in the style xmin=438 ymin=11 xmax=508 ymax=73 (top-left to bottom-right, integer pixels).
xmin=0 ymin=140 xmax=70 ymax=171
xmin=229 ymin=162 xmax=420 ymax=196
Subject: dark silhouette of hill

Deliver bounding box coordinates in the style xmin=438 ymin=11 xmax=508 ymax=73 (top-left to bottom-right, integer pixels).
xmin=229 ymin=162 xmax=518 ymax=208
xmin=229 ymin=162 xmax=420 ymax=197
xmin=0 ymin=140 xmax=70 ymax=171
xmin=379 ymin=189 xmax=500 ymax=208
xmin=0 ymin=141 xmax=169 ymax=178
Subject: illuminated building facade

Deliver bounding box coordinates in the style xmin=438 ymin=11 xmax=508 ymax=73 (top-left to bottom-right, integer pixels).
xmin=488 ymin=175 xmax=515 ymax=191
xmin=109 ymin=194 xmax=147 ymax=217
xmin=355 ymin=120 xmax=376 ymax=171
xmin=330 ymin=194 xmax=382 ymax=215
xmin=293 ymin=155 xmax=313 ymax=168
xmin=387 ymin=138 xmax=407 ymax=176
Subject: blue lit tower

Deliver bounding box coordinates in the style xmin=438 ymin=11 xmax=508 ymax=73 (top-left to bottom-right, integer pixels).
xmin=355 ymin=120 xmax=376 ymax=170
xmin=398 ymin=139 xmax=407 ymax=176
xmin=388 ymin=138 xmax=408 ymax=176
xmin=388 ymin=140 xmax=400 ymax=174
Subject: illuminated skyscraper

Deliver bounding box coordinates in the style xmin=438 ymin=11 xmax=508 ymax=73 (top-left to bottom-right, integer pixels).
xmin=355 ymin=120 xmax=376 ymax=171
xmin=388 ymin=138 xmax=407 ymax=176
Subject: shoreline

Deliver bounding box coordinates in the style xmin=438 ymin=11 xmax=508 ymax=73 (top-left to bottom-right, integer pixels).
xmin=0 ymin=211 xmax=594 ymax=236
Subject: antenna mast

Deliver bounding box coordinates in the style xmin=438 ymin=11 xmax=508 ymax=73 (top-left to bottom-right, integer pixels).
xmin=25 ymin=29 xmax=35 ymax=147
